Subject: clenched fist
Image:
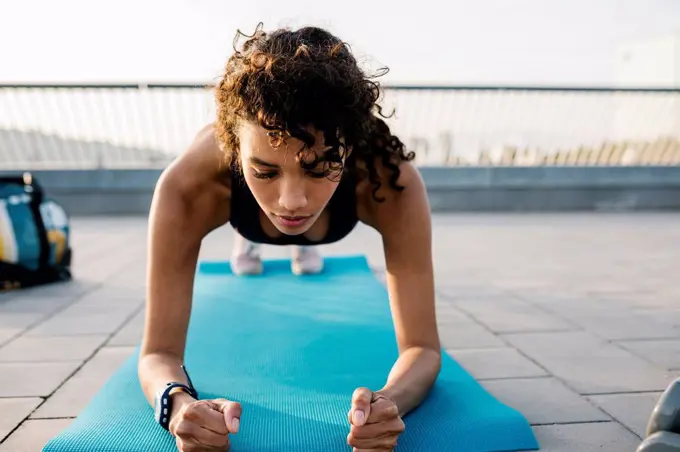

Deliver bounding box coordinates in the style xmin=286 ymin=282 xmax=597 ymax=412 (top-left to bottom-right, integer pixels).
xmin=169 ymin=393 xmax=242 ymax=452
xmin=347 ymin=387 xmax=405 ymax=451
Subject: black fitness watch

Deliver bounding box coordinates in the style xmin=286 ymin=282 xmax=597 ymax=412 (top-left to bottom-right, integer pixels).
xmin=153 ymin=365 xmax=198 ymax=431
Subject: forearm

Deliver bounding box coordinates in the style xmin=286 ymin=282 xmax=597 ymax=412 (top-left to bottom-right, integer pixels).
xmin=377 ymin=346 xmax=441 ymax=417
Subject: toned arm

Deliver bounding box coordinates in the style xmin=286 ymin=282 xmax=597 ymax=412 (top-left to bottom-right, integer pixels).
xmin=138 ymin=125 xmax=231 ymax=407
xmin=359 ymin=161 xmax=441 ymax=417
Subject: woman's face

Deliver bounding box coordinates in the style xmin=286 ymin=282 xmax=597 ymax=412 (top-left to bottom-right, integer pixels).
xmin=236 ymin=122 xmax=344 ymax=236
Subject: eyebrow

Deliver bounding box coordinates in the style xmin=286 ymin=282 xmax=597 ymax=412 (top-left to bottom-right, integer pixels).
xmin=249 ymin=156 xmax=280 ymax=168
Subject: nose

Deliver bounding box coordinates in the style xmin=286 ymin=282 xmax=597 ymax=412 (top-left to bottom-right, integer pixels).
xmin=278 ymin=177 xmax=308 ymax=212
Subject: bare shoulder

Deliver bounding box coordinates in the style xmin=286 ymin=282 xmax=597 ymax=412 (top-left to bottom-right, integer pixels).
xmin=356 ymin=159 xmax=430 ymax=233
xmin=160 ymin=124 xmax=231 ymax=194
xmin=153 ymin=123 xmax=232 ymax=231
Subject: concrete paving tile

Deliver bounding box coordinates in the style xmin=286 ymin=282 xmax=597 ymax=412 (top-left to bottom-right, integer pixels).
xmin=0 ymin=292 xmax=16 ymax=303
xmin=66 ymin=300 xmax=144 ymax=319
xmin=482 ymin=377 xmax=611 ymax=425
xmin=108 ymin=309 xmax=145 ymax=346
xmin=106 ymin=275 xmax=147 ymax=291
xmin=25 ymin=307 xmax=135 ymax=337
xmin=0 ymin=397 xmax=42 ymax=441
xmin=73 ymin=257 xmax=139 ymax=283
xmin=435 ymin=306 xmax=473 ymax=325
xmin=528 ymin=422 xmax=643 ymax=451
xmin=0 ymin=313 xmax=45 ymax=330
xmin=0 ymin=335 xmax=108 ymax=362
xmin=75 ymin=284 xmax=145 ymax=303
xmin=436 ymin=289 xmax=517 ymax=302
xmin=454 ymin=298 xmax=576 ymax=333
xmin=438 ymin=322 xmax=506 ymax=349
xmin=571 ymin=313 xmax=678 ymax=341
xmin=617 ymin=339 xmax=680 ymax=370
xmin=5 ymin=280 xmax=97 ymax=299
xmin=540 ymin=302 xmax=679 ymax=341
xmin=513 ymin=293 xmax=589 ymax=306
xmin=0 ymin=418 xmax=73 ymax=452
xmin=634 ymin=308 xmax=680 ymax=328
xmin=502 ymin=331 xmax=673 ymax=394
xmin=612 ymin=294 xmax=680 ymax=310
xmin=446 ymin=348 xmax=549 ymax=380
xmin=492 ymin=280 xmax=556 ymax=292
xmin=0 ymin=362 xmax=80 ymax=397
xmin=58 ymin=299 xmax=142 ymax=317
xmin=32 ymin=347 xmax=135 ymax=419
xmin=588 ymin=392 xmax=662 ymax=438
xmin=0 ymin=297 xmax=74 ymax=315
xmin=0 ymin=329 xmax=22 ymax=346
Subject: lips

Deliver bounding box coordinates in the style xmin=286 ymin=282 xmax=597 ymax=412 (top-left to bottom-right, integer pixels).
xmin=275 ymin=214 xmax=312 ymax=228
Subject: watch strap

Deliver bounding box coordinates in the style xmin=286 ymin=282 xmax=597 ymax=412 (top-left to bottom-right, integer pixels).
xmin=157 ymin=382 xmax=197 ymax=430
xmin=156 ymin=365 xmax=199 ymax=431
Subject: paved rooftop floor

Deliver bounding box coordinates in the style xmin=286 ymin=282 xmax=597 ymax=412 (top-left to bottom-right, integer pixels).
xmin=1 ymin=212 xmax=679 ymax=451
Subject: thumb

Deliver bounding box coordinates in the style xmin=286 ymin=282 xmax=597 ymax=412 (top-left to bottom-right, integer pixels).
xmin=350 ymin=387 xmax=373 ymax=427
xmin=210 ymin=399 xmax=242 ymax=434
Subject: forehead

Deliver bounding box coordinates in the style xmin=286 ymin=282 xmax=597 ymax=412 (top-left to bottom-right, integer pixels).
xmin=238 ymin=122 xmax=331 ymax=163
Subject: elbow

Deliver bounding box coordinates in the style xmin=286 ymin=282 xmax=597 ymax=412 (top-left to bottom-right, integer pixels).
xmin=421 ymin=342 xmax=443 ymax=364
xmin=421 ymin=345 xmax=442 ymax=381
xmin=405 ymin=344 xmax=442 ymax=378
xmin=430 ymin=347 xmax=442 ymax=376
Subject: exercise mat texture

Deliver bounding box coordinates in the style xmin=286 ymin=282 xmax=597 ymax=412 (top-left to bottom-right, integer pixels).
xmin=43 ymin=255 xmax=539 ymax=451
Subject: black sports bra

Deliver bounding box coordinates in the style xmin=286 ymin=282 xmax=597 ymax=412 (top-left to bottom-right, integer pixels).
xmin=228 ymin=161 xmax=359 ymax=246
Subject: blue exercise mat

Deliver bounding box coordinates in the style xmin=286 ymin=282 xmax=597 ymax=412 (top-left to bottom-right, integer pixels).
xmin=43 ymin=255 xmax=539 ymax=451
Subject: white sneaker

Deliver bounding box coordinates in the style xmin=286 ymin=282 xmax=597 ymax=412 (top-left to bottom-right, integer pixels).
xmin=230 ymin=235 xmax=263 ymax=276
xmin=291 ymin=246 xmax=324 ymax=275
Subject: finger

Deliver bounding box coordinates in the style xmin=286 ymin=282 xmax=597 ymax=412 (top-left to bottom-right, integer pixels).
xmin=175 ymin=435 xmax=185 ymax=452
xmin=350 ymin=436 xmax=398 ymax=452
xmin=185 ymin=401 xmax=230 ymax=435
xmin=364 ymin=397 xmax=400 ymax=424
xmin=349 ymin=417 xmax=405 ymax=440
xmin=193 ymin=425 xmax=231 ymax=449
xmin=210 ymin=399 xmax=242 ymax=434
xmin=350 ymin=387 xmax=373 ymax=426
xmin=176 ymin=433 xmax=229 ymax=452
xmin=174 ymin=421 xmax=206 ymax=447
xmin=348 ymin=428 xmax=400 ymax=451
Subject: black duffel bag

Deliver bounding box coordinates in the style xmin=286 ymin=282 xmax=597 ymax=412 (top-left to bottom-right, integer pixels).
xmin=0 ymin=173 xmax=72 ymax=291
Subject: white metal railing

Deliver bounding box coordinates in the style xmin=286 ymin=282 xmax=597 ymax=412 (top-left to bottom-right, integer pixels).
xmin=1 ymin=84 xmax=679 ymax=169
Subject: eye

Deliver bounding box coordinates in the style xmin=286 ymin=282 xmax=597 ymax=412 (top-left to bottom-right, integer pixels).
xmin=252 ymin=170 xmax=278 ymax=180
xmin=306 ymin=170 xmax=327 ymax=179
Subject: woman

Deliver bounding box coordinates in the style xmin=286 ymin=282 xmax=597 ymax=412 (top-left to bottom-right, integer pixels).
xmin=138 ymin=23 xmax=441 ymax=452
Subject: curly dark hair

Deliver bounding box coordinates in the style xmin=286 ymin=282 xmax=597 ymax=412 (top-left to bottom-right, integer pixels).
xmin=213 ymin=23 xmax=415 ymax=201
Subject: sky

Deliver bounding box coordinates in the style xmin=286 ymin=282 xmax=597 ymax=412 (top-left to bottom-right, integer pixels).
xmin=0 ymin=0 xmax=679 ymax=85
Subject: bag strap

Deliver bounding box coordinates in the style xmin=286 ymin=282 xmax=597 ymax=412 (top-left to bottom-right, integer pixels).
xmin=0 ymin=176 xmax=31 ymax=185
xmin=29 ymin=185 xmax=50 ymax=270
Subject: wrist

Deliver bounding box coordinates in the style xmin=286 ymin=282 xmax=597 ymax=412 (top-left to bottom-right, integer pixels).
xmin=168 ymin=391 xmax=197 ymax=433
xmin=374 ymin=389 xmax=401 ymax=413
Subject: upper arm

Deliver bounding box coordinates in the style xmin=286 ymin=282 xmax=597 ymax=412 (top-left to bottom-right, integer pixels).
xmin=361 ymin=162 xmax=440 ymax=353
xmin=140 ymin=125 xmax=230 ymax=360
